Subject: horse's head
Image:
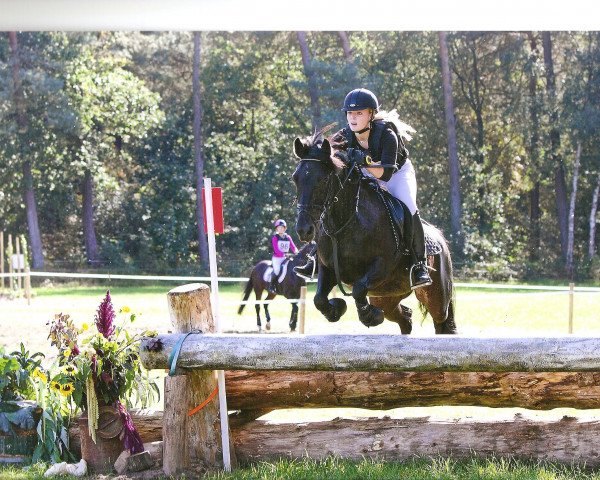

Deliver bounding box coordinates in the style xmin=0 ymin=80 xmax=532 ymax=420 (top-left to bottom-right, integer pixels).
xmin=292 ymin=133 xmax=345 ymax=241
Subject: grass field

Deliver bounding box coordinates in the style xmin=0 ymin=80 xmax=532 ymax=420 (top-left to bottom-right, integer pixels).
xmin=1 ymin=280 xmax=599 ymax=358
xmin=1 ymin=281 xmax=600 ymax=479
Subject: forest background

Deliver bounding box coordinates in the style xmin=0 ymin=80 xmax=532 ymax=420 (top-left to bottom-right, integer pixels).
xmin=1 ymin=31 xmax=599 ymax=281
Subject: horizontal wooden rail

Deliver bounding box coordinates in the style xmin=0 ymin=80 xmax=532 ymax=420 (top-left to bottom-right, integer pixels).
xmin=140 ymin=333 xmax=600 ymax=373
xmin=224 ymin=370 xmax=600 ymax=410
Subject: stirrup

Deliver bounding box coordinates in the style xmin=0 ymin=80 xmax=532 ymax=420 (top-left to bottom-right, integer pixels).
xmin=409 ymin=262 xmax=433 ymax=290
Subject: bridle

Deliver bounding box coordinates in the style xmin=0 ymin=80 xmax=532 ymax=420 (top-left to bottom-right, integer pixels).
xmin=295 ymin=157 xmax=359 ymax=229
xmin=295 ymin=156 xmax=363 ymax=296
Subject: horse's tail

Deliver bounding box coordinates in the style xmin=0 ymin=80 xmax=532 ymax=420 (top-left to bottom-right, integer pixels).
xmin=238 ymin=274 xmax=254 ymax=315
xmin=421 ymin=223 xmax=457 ymax=331
xmin=438 ymin=231 xmax=457 ymax=332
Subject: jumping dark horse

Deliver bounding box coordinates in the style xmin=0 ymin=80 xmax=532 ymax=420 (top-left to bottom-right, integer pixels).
xmin=238 ymin=242 xmax=313 ymax=332
xmin=292 ymin=131 xmax=457 ymax=334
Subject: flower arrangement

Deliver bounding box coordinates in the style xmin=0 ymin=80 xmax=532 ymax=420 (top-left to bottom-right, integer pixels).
xmin=42 ymin=290 xmax=159 ymax=456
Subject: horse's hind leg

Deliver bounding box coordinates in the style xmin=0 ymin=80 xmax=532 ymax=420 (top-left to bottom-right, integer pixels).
xmin=414 ymin=256 xmax=457 ymax=334
xmin=254 ymin=303 xmax=262 ymax=331
xmin=369 ymin=296 xmax=413 ymax=334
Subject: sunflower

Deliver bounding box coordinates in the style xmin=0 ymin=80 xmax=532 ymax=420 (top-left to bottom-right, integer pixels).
xmin=50 ymin=381 xmax=62 ymax=392
xmin=60 ymin=383 xmax=75 ymax=396
xmin=61 ymin=364 xmax=78 ymax=375
xmin=32 ymin=368 xmax=48 ymax=384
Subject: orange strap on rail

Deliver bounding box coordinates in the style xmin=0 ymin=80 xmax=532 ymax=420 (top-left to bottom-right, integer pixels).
xmin=187 ymin=386 xmax=219 ymax=416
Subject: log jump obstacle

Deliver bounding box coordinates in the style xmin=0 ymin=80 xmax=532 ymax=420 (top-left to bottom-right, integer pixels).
xmin=139 ymin=284 xmax=600 ymax=474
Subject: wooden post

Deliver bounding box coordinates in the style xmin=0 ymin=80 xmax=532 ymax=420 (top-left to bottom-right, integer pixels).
xmin=8 ymin=234 xmax=13 ymax=290
xmin=24 ymin=267 xmax=31 ymax=305
xmin=298 ymin=286 xmax=307 ymax=334
xmin=162 ymin=283 xmax=235 ymax=476
xmin=1 ymin=231 xmax=4 ymax=289
xmin=568 ymin=282 xmax=575 ymax=334
xmin=15 ymin=236 xmax=22 ymax=291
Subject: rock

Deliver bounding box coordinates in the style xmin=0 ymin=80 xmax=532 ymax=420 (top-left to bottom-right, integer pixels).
xmin=114 ymin=450 xmax=131 ymax=475
xmin=127 ymin=451 xmax=153 ymax=472
xmin=114 ymin=447 xmax=155 ymax=474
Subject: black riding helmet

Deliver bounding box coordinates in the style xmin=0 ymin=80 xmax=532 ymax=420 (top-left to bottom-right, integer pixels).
xmin=342 ymin=88 xmax=379 ymax=113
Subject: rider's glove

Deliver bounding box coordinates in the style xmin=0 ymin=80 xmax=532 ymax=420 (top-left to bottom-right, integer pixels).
xmin=347 ymin=147 xmax=373 ymax=166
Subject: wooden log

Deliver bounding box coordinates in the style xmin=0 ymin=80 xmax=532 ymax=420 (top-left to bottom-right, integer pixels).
xmin=74 ymin=409 xmax=600 ymax=467
xmin=232 ymin=415 xmax=600 ymax=466
xmin=224 ymin=370 xmax=600 ymax=410
xmin=141 ymin=334 xmax=600 ymax=372
xmin=162 ymin=284 xmax=235 ymax=475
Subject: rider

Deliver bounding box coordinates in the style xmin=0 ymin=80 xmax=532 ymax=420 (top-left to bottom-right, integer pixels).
xmin=294 ymin=88 xmax=432 ymax=290
xmin=269 ymin=219 xmax=298 ymax=294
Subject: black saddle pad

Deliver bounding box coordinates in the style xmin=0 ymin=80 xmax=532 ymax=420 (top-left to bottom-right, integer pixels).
xmin=363 ymin=179 xmax=412 ymax=253
xmin=364 ymin=179 xmax=443 ymax=256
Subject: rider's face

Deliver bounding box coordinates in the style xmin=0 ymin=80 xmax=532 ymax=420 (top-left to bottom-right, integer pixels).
xmin=347 ymin=109 xmax=372 ymax=132
xmin=276 ymin=226 xmax=286 ymax=235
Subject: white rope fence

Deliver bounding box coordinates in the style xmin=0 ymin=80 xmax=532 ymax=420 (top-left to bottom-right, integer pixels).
xmin=2 ymin=270 xmax=600 ymax=292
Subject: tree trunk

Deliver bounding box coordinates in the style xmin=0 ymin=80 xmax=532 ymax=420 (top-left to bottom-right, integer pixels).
xmin=589 ymin=171 xmax=600 ymax=259
xmin=437 ymin=32 xmax=464 ymax=255
xmin=8 ymin=32 xmax=44 ymax=269
xmin=337 ymin=32 xmax=353 ymax=62
xmin=527 ymin=33 xmax=542 ymax=262
xmin=82 ymin=168 xmax=100 ymax=265
xmin=469 ymin=35 xmax=487 ymax=235
xmin=543 ymin=32 xmax=569 ymax=264
xmin=296 ymin=31 xmax=321 ymax=130
xmin=193 ymin=32 xmax=210 ymax=269
xmin=566 ymin=142 xmax=582 ymax=276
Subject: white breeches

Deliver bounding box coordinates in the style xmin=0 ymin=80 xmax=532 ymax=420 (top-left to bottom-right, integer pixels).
xmin=271 ymin=256 xmax=285 ymax=275
xmin=367 ymin=159 xmax=418 ymax=215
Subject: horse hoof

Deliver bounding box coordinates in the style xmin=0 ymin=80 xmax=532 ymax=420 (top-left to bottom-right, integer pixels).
xmin=358 ymin=304 xmax=384 ymax=328
xmin=324 ymin=298 xmax=347 ymax=322
xmin=266 ymin=322 xmax=271 ymax=331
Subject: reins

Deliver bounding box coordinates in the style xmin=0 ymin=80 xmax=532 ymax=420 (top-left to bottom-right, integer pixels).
xmin=296 ymin=157 xmax=362 ymax=296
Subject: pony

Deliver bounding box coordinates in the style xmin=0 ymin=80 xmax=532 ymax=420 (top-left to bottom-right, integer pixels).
xmin=238 ymin=242 xmax=313 ymax=332
xmin=292 ymin=130 xmax=457 ymax=334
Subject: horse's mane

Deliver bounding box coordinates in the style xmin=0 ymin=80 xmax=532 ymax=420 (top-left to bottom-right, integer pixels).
xmin=303 ymin=123 xmax=346 ymax=169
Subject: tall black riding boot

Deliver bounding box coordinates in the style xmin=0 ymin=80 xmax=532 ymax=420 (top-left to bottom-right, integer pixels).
xmin=268 ymin=272 xmax=278 ymax=294
xmin=410 ymin=211 xmax=433 ymax=290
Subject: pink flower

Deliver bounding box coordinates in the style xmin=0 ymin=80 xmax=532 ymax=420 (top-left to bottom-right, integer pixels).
xmin=95 ymin=290 xmax=116 ymax=339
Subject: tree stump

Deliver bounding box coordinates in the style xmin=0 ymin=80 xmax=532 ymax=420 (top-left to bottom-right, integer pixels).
xmin=162 ymin=283 xmax=236 ymax=475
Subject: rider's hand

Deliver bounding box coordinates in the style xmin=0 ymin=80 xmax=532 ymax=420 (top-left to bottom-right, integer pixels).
xmin=347 ymin=148 xmax=373 ymax=166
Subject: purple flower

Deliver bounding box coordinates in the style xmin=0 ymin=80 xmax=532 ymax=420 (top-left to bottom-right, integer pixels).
xmin=117 ymin=400 xmax=144 ymax=454
xmin=95 ymin=290 xmax=116 ymax=339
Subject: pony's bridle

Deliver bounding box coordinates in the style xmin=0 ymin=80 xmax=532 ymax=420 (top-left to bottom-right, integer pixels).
xmin=295 ymin=157 xmax=358 ymax=224
xmin=295 ymin=156 xmax=362 ymax=296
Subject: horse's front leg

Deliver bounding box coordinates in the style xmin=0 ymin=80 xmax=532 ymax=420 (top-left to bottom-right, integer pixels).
xmin=289 ymin=301 xmax=298 ymax=332
xmin=314 ymin=263 xmax=347 ymax=322
xmin=353 ymin=258 xmax=386 ymax=328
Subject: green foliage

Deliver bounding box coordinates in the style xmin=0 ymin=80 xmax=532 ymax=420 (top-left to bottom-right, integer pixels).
xmin=1 ymin=31 xmax=600 ymax=279
xmin=201 ymin=456 xmax=600 ymax=480
xmin=0 ymin=344 xmax=44 ymax=402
